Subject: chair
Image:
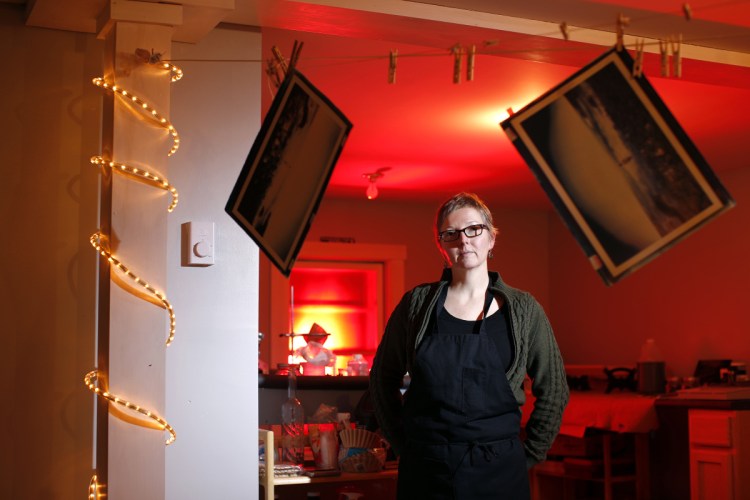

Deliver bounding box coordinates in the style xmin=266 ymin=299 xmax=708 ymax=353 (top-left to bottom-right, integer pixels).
xmin=259 ymin=429 xmax=311 ymax=500
xmin=530 ymin=432 xmax=640 ymax=500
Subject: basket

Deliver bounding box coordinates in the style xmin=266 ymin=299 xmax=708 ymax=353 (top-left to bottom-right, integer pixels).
xmin=339 ymin=428 xmax=381 ymax=449
xmin=339 ymin=449 xmax=384 ymax=473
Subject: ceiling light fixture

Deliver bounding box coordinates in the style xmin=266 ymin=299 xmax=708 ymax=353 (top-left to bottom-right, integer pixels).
xmin=363 ymin=167 xmax=390 ymax=200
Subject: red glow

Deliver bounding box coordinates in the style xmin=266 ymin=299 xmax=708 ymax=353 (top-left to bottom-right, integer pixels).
xmin=289 ymin=266 xmax=381 ymax=370
xmin=260 ymin=24 xmax=750 ymax=206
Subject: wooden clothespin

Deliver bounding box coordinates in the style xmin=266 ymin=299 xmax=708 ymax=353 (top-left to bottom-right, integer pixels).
xmin=632 ymin=39 xmax=645 ymax=77
xmin=288 ymin=40 xmax=304 ymax=72
xmin=266 ymin=45 xmax=288 ymax=87
xmin=659 ymin=39 xmax=671 ymax=77
xmin=559 ymin=21 xmax=570 ymax=41
xmin=452 ymin=44 xmax=463 ymax=84
xmin=616 ymin=14 xmax=630 ymax=51
xmin=682 ymin=3 xmax=693 ymax=21
xmin=672 ymin=34 xmax=683 ymax=78
xmin=267 ymin=42 xmax=304 ymax=88
xmin=467 ymin=45 xmax=476 ymax=82
xmin=388 ymin=49 xmax=398 ymax=84
xmin=271 ymin=45 xmax=288 ymax=74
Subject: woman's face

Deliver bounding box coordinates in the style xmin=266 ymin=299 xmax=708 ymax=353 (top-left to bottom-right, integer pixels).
xmin=438 ymin=207 xmax=495 ymax=270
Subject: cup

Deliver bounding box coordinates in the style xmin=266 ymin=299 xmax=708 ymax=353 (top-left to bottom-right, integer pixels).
xmin=309 ymin=423 xmax=339 ymax=470
xmin=666 ymin=376 xmax=682 ymax=393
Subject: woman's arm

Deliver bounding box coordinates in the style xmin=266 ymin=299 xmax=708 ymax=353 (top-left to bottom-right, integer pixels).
xmin=522 ymin=299 xmax=569 ymax=467
xmin=369 ymin=292 xmax=412 ymax=456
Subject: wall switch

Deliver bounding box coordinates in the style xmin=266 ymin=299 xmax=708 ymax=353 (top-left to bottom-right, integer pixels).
xmin=183 ymin=221 xmax=215 ymax=266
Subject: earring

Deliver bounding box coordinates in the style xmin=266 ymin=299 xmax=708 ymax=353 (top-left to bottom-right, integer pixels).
xmin=488 ymin=249 xmax=494 ymax=259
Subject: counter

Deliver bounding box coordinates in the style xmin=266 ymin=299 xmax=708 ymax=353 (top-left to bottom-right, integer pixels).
xmin=652 ymin=388 xmax=750 ymax=500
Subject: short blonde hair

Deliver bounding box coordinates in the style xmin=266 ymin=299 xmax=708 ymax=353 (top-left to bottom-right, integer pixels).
xmin=434 ymin=192 xmax=498 ymax=242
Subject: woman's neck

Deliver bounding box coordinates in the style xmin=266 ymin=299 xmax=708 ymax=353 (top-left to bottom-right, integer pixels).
xmin=444 ymin=267 xmax=491 ymax=320
xmin=449 ymin=265 xmax=489 ymax=291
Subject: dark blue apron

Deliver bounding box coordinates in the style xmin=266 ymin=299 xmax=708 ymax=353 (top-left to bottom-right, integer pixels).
xmin=398 ymin=287 xmax=529 ymax=500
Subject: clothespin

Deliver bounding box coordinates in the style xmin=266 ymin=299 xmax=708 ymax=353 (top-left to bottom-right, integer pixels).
xmin=506 ymin=107 xmax=515 ymax=117
xmin=388 ymin=49 xmax=398 ymax=84
xmin=452 ymin=44 xmax=463 ymax=84
xmin=672 ymin=34 xmax=683 ymax=78
xmin=632 ymin=39 xmax=645 ymax=77
xmin=288 ymin=40 xmax=304 ymax=72
xmin=559 ymin=21 xmax=570 ymax=41
xmin=659 ymin=39 xmax=670 ymax=77
xmin=266 ymin=46 xmax=288 ymax=88
xmin=682 ymin=3 xmax=692 ymax=21
xmin=271 ymin=46 xmax=288 ymax=74
xmin=616 ymin=14 xmax=630 ymax=51
xmin=467 ymin=45 xmax=476 ymax=82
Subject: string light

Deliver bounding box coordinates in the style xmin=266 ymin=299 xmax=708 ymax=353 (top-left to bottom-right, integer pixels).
xmin=89 ymin=231 xmax=176 ymax=346
xmin=90 ymin=155 xmax=179 ymax=212
xmin=85 ymin=370 xmax=176 ymax=445
xmin=134 ymin=48 xmax=184 ymax=82
xmin=160 ymin=61 xmax=184 ymax=82
xmin=88 ymin=475 xmax=99 ymax=500
xmin=86 ymin=49 xmax=183 ymax=495
xmin=92 ymin=77 xmax=181 ymax=156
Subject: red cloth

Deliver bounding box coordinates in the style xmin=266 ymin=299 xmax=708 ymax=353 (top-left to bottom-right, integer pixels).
xmin=523 ymin=390 xmax=658 ymax=437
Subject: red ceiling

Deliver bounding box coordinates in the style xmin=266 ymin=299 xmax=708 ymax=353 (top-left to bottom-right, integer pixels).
xmin=257 ymin=4 xmax=750 ymax=208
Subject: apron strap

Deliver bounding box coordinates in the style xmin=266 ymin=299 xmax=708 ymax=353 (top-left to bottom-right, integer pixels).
xmin=435 ymin=285 xmax=495 ymax=335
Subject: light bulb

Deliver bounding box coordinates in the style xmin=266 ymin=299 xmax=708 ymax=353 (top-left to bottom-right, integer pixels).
xmin=366 ymin=181 xmax=378 ymax=200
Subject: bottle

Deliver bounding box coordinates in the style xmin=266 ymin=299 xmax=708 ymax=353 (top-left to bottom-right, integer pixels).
xmin=281 ymin=365 xmax=305 ymax=464
xmin=347 ymin=354 xmax=369 ymax=376
xmin=637 ymin=339 xmax=666 ymax=395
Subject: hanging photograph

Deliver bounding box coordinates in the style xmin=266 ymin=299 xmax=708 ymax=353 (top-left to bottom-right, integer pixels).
xmin=501 ymin=48 xmax=734 ymax=285
xmin=226 ymin=69 xmax=353 ymax=277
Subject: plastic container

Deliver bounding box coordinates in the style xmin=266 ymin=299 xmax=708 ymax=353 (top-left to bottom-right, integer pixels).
xmin=347 ymin=354 xmax=369 ymax=376
xmin=637 ymin=339 xmax=666 ymax=395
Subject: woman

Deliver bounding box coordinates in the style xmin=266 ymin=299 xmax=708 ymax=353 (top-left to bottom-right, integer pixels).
xmin=369 ymin=192 xmax=568 ymax=499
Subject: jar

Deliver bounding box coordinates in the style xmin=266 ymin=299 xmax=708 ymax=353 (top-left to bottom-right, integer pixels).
xmin=637 ymin=339 xmax=666 ymax=395
xmin=347 ymin=354 xmax=369 ymax=376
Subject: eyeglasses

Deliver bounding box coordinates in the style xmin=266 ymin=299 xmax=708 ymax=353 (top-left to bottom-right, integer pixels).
xmin=438 ymin=224 xmax=488 ymax=242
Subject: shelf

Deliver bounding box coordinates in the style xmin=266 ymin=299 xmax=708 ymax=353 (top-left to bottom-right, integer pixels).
xmin=306 ymin=468 xmax=398 ymax=484
xmin=259 ymin=374 xmax=370 ymax=390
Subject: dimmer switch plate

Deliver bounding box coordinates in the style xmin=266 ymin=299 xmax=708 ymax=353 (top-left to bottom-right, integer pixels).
xmin=184 ymin=221 xmax=215 ymax=266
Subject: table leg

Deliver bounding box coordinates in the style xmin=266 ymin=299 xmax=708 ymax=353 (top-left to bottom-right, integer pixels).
xmin=603 ymin=433 xmax=613 ymax=500
xmin=635 ymin=433 xmax=651 ymax=500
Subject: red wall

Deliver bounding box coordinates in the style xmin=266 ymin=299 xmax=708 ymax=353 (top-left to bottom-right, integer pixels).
xmin=270 ymin=166 xmax=748 ymax=381
xmin=306 ymin=198 xmax=551 ymax=307
xmin=550 ymin=166 xmax=750 ymax=378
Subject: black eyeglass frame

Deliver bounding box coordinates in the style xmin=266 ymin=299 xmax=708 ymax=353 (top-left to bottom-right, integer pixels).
xmin=437 ymin=224 xmax=489 ymax=242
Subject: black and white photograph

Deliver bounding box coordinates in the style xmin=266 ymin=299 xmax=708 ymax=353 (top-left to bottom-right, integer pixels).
xmin=226 ymin=69 xmax=353 ymax=276
xmin=502 ymin=48 xmax=735 ymax=285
